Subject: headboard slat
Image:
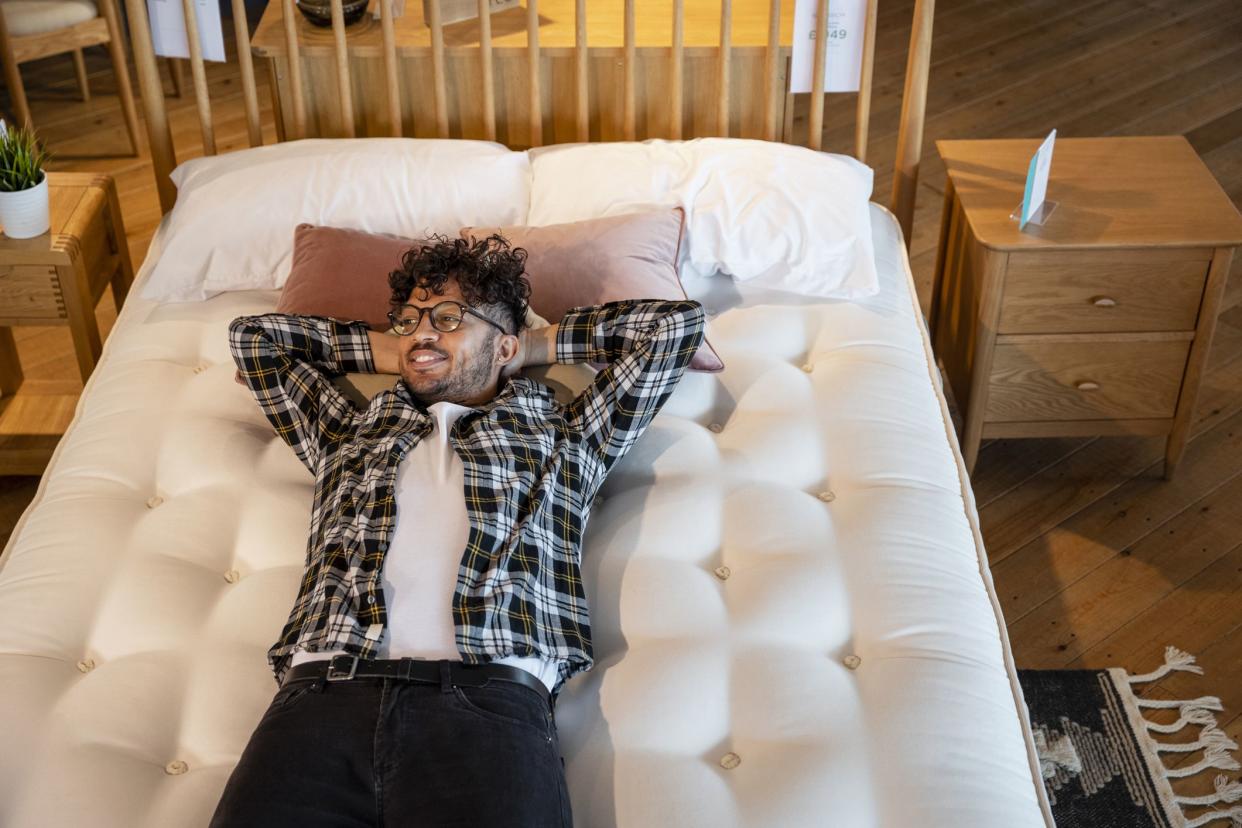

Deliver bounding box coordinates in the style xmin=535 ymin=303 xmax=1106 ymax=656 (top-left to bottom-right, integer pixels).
xmin=428 ymin=0 xmax=448 ymax=137
xmin=574 ymin=0 xmax=588 ymax=142
xmin=329 ymin=0 xmax=356 ymax=137
xmin=671 ymin=0 xmax=684 ymax=140
xmin=99 ymin=0 xmax=142 ymax=149
xmin=179 ymin=0 xmax=215 ymax=153
xmin=717 ymin=0 xmax=732 ymax=136
xmin=807 ymin=0 xmax=829 ymax=151
xmin=123 ymin=0 xmax=175 ymax=211
xmin=378 ymin=0 xmax=401 ymax=136
xmin=279 ymin=0 xmax=306 ymax=138
xmin=854 ymin=0 xmax=878 ymax=163
xmin=527 ymin=0 xmax=542 ymax=146
xmin=477 ymin=0 xmax=496 ymax=141
xmin=892 ymin=0 xmax=934 ymax=246
xmin=762 ymin=0 xmax=780 ymax=142
xmin=623 ymin=0 xmax=636 ymax=141
xmin=230 ymin=0 xmax=263 ymax=146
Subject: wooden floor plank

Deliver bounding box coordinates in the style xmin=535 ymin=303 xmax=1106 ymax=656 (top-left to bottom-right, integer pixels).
xmin=1183 ymin=104 xmax=1242 ymax=158
xmin=994 ymin=404 xmax=1242 ymax=623
xmin=1069 ymin=543 xmax=1242 ymax=681
xmin=1006 ymin=472 xmax=1242 ymax=668
xmin=971 ymin=437 xmax=1094 ymax=509
xmin=1086 ymin=48 xmax=1242 ymax=141
xmin=1204 ymin=135 xmax=1242 ymax=205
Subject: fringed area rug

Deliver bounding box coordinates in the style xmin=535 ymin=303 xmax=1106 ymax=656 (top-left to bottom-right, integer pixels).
xmin=1018 ymin=647 xmax=1242 ymax=828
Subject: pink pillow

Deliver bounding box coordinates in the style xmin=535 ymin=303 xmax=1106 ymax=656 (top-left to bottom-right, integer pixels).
xmin=276 ymin=223 xmax=406 ymax=330
xmin=461 ymin=208 xmax=724 ymax=372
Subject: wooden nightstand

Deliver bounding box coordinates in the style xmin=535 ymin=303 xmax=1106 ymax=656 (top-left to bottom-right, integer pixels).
xmin=929 ymin=136 xmax=1242 ymax=479
xmin=0 ymin=172 xmax=133 ymax=473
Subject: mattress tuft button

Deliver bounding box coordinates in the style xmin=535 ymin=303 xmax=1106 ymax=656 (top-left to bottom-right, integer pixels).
xmin=76 ymin=658 xmax=95 ymax=673
xmin=164 ymin=760 xmax=189 ymax=776
xmin=817 ymin=490 xmax=836 ymax=503
xmin=223 ymin=569 xmax=240 ymax=584
xmin=193 ymin=364 xmax=206 ymax=374
xmin=843 ymin=654 xmax=862 ymax=670
xmin=719 ymin=752 xmax=741 ymax=770
xmin=146 ymin=495 xmax=164 ymax=509
xmin=802 ymin=363 xmax=814 ymax=373
xmin=714 ymin=565 xmax=731 ymax=580
xmin=708 ymin=422 xmax=723 ymax=434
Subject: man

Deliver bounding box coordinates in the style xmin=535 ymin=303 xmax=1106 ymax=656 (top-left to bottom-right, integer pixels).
xmin=212 ymin=232 xmax=705 ymax=827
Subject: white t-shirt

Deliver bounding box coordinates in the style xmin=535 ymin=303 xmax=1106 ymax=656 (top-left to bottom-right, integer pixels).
xmin=290 ymin=400 xmax=563 ymax=694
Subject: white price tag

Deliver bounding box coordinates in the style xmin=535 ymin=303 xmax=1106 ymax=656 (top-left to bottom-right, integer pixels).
xmin=790 ymin=0 xmax=867 ymax=94
xmin=147 ymin=0 xmax=226 ymax=63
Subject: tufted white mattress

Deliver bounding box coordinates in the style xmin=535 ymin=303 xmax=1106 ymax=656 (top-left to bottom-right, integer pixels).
xmin=0 ymin=202 xmax=1053 ymax=827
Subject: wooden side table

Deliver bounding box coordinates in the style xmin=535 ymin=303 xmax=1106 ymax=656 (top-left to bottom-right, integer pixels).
xmin=929 ymin=136 xmax=1242 ymax=479
xmin=0 ymin=172 xmax=133 ymax=389
xmin=0 ymin=172 xmax=132 ymax=474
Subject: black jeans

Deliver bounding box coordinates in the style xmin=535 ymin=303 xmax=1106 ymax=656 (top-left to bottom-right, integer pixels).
xmin=210 ymin=660 xmax=572 ymax=827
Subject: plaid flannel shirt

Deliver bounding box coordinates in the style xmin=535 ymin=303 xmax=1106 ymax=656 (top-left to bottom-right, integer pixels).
xmin=229 ymin=299 xmax=705 ymax=702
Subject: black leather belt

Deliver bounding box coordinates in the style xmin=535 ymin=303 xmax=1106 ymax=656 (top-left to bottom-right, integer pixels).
xmin=283 ymin=655 xmax=552 ymax=709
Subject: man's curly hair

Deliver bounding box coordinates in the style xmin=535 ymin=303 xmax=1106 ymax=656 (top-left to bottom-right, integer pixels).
xmin=388 ymin=233 xmax=531 ymax=335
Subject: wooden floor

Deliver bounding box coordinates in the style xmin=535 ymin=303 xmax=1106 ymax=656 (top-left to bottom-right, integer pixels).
xmin=2 ymin=0 xmax=1240 ymax=800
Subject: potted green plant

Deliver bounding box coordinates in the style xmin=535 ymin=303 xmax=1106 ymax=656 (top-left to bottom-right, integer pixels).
xmin=0 ymin=120 xmax=51 ymax=239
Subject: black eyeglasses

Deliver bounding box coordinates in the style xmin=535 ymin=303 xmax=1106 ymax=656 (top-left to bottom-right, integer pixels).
xmin=387 ymin=301 xmax=508 ymax=336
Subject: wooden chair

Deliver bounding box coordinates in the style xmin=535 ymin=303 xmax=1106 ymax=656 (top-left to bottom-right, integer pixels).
xmin=0 ymin=0 xmax=140 ymax=154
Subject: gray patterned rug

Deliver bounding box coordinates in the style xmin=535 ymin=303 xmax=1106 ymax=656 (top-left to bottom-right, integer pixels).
xmin=1018 ymin=648 xmax=1242 ymax=828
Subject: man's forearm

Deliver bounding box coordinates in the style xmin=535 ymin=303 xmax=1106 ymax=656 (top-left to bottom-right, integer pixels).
xmin=368 ymin=331 xmax=401 ymax=374
xmin=554 ymin=299 xmax=704 ymax=367
xmin=524 ymin=323 xmax=559 ymax=368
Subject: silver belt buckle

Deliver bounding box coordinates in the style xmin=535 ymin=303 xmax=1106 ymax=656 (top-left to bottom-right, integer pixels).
xmin=326 ymin=654 xmax=359 ymax=681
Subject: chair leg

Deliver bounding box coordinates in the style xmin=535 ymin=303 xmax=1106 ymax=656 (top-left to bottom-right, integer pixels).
xmin=0 ymin=10 xmax=33 ymax=128
xmin=167 ymin=57 xmax=183 ymax=97
xmin=98 ymin=0 xmax=141 ymax=155
xmin=72 ymin=48 xmax=90 ymax=100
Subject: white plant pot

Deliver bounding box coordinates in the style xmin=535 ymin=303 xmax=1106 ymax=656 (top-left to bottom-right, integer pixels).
xmin=0 ymin=173 xmax=50 ymax=239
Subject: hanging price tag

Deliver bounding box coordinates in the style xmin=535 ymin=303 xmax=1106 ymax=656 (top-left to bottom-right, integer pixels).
xmin=147 ymin=0 xmax=226 ymax=63
xmin=790 ymin=0 xmax=867 ymax=94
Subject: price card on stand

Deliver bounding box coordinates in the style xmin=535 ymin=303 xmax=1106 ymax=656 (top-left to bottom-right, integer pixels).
xmin=147 ymin=0 xmax=226 ymax=63
xmin=1013 ymin=129 xmax=1058 ymax=229
xmin=790 ymin=0 xmax=867 ymax=93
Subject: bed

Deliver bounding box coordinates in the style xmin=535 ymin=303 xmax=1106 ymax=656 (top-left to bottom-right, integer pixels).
xmin=0 ymin=137 xmax=1053 ymax=823
xmin=1 ymin=0 xmax=1056 ymax=823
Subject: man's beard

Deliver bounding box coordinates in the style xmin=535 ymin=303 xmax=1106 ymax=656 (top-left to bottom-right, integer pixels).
xmin=399 ymin=335 xmax=495 ymax=406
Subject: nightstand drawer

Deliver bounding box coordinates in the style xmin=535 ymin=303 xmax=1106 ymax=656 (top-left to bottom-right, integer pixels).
xmin=985 ymin=337 xmax=1191 ymax=422
xmin=998 ymin=249 xmax=1211 ymax=334
xmin=0 ymin=265 xmax=65 ymax=320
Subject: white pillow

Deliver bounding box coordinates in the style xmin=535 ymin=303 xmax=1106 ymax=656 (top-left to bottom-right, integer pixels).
xmin=142 ymin=138 xmax=532 ymax=303
xmin=527 ymin=138 xmax=878 ymax=299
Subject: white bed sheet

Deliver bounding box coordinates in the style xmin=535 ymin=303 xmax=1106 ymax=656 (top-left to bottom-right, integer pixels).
xmin=0 ymin=201 xmax=1053 ymax=827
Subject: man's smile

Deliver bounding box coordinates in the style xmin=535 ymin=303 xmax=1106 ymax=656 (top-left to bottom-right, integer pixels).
xmin=410 ymin=349 xmax=448 ymax=369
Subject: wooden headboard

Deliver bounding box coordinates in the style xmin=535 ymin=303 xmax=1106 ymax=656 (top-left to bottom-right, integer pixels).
xmin=121 ymin=0 xmax=933 ymax=246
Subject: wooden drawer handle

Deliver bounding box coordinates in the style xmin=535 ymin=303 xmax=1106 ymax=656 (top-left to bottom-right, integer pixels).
xmin=1075 ymin=380 xmax=1101 ymax=392
xmin=1090 ymin=295 xmax=1118 ymax=307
